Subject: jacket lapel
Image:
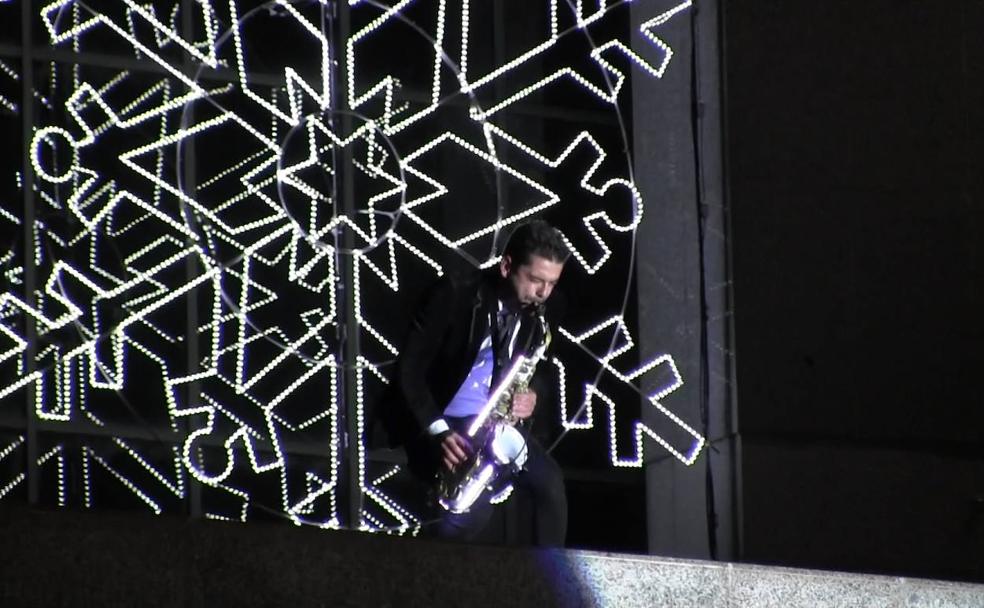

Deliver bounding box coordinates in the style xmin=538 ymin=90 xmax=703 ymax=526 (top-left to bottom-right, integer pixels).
xmin=467 ymin=274 xmax=497 ymax=359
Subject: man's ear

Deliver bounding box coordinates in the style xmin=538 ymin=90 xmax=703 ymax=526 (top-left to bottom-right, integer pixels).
xmin=499 ymin=255 xmax=512 ymax=278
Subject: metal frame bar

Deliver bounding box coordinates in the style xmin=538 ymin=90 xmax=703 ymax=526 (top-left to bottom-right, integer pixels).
xmin=180 ymin=0 xmax=204 ymax=519
xmin=20 ymin=0 xmax=39 ymax=506
xmin=334 ymin=0 xmax=365 ymax=532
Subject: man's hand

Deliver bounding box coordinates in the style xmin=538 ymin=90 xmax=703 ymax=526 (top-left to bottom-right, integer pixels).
xmin=440 ymin=431 xmax=472 ymax=471
xmin=511 ymin=389 xmax=537 ymax=420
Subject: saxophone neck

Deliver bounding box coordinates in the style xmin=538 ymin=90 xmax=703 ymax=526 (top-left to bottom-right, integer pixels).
xmin=533 ymin=304 xmax=551 ymax=356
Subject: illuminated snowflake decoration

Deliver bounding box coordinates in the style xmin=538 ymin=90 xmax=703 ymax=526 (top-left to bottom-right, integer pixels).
xmin=0 ymin=0 xmax=703 ymax=533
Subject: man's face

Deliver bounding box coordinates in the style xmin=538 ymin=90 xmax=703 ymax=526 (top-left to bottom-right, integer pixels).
xmin=500 ymin=254 xmax=564 ymax=307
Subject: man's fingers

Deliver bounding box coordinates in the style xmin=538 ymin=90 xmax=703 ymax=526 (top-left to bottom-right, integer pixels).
xmin=451 ymin=435 xmax=470 ymax=459
xmin=441 ymin=433 xmax=471 ymax=466
xmin=455 ymin=434 xmax=472 ymax=450
xmin=442 ymin=445 xmax=462 ymax=466
xmin=511 ymin=390 xmax=537 ymax=419
xmin=448 ymin=445 xmax=466 ymax=463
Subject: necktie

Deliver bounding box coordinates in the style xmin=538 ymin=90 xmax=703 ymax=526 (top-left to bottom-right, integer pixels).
xmin=492 ymin=310 xmax=519 ymax=387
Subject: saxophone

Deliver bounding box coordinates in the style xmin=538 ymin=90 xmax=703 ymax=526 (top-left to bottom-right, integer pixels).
xmin=436 ymin=306 xmax=552 ymax=514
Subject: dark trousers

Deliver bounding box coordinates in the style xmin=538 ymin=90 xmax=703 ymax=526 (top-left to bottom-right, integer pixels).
xmin=433 ymin=422 xmax=567 ymax=547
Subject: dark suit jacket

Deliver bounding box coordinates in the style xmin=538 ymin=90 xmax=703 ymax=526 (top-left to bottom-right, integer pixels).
xmin=382 ymin=268 xmax=564 ymax=479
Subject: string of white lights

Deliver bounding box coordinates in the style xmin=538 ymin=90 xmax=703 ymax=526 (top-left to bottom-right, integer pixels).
xmin=555 ymin=316 xmax=704 ymax=465
xmin=469 ymin=1 xmax=691 ymax=121
xmin=37 ymin=444 xmax=67 ymax=506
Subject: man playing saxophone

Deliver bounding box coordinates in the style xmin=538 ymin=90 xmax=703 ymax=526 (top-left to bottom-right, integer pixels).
xmin=394 ymin=220 xmax=569 ymax=546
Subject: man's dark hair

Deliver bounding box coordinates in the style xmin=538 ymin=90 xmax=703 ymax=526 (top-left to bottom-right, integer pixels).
xmin=502 ymin=220 xmax=570 ymax=267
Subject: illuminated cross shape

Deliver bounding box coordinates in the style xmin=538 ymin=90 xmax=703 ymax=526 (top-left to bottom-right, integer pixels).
xmin=276 ymin=113 xmax=406 ymax=256
xmin=557 ymin=317 xmax=706 ymax=467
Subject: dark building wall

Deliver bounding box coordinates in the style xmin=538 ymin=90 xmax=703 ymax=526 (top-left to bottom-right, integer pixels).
xmin=723 ymin=1 xmax=984 ymax=581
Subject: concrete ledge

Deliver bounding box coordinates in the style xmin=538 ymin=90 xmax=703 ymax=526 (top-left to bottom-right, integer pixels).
xmin=565 ymin=552 xmax=984 ymax=607
xmin=1 ymin=505 xmax=981 ymax=607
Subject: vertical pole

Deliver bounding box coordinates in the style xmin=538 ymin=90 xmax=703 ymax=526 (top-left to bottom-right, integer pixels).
xmin=21 ymin=0 xmax=40 ymax=506
xmin=490 ymin=0 xmax=521 ymax=544
xmin=492 ymin=1 xmax=507 ymax=226
xmin=181 ymin=0 xmax=202 ymax=518
xmin=329 ymin=0 xmax=363 ymax=531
